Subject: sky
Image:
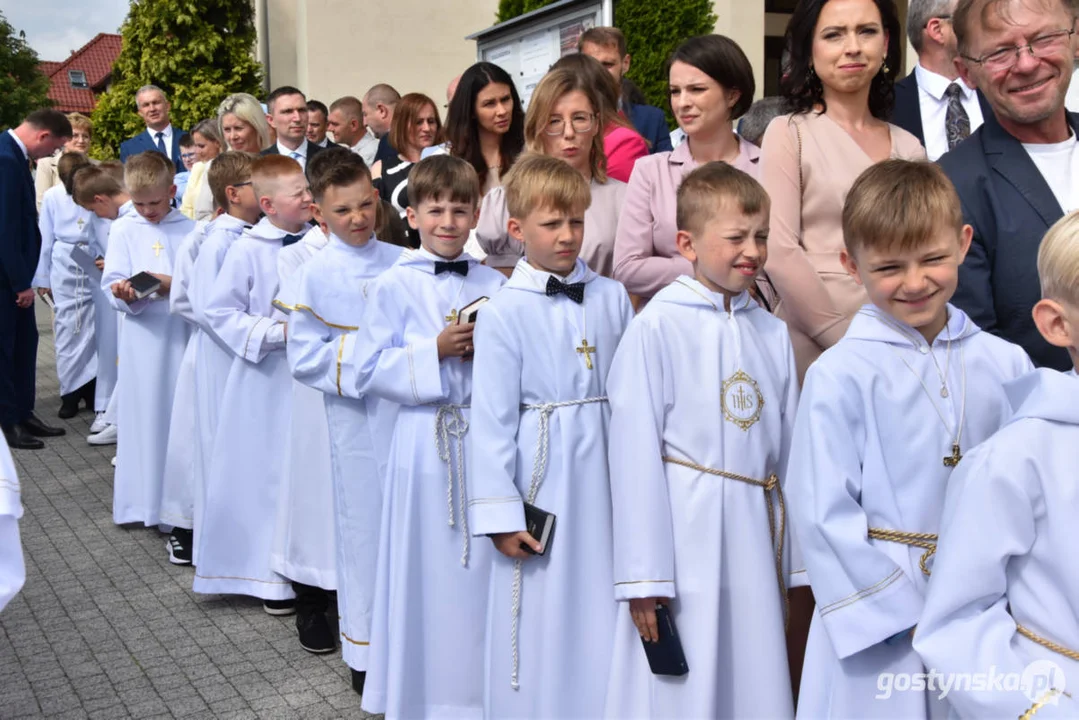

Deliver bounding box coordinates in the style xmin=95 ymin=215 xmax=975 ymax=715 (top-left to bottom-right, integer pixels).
xmin=3 ymin=0 xmax=129 ymax=62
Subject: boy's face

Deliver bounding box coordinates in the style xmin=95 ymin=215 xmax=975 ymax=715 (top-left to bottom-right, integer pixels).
xmin=841 ymin=224 xmax=973 ymax=339
xmin=260 ymin=172 xmax=313 ymax=232
xmin=317 ymin=179 xmax=380 ymax=247
xmin=130 ymin=184 xmax=175 ymax=224
xmin=180 ymin=147 xmax=197 ymax=171
xmin=227 ymin=181 xmax=260 ymax=224
xmin=509 ymin=204 xmax=585 ymax=277
xmin=84 ymin=195 xmax=120 ymax=220
xmin=676 ymin=204 xmax=768 ymax=297
xmin=407 ymin=194 xmax=479 ymax=260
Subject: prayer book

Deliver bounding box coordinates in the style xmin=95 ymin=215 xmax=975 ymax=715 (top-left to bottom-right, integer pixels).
xmin=521 ymin=501 xmax=555 ymax=556
xmin=128 ymin=271 xmax=162 ymax=300
xmin=71 ymin=243 xmax=102 ymax=282
xmin=456 ymin=297 xmax=488 ymax=325
xmin=642 ymin=604 xmax=689 ymax=676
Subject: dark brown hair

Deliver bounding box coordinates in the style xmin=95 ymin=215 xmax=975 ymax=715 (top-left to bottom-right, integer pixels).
xmin=58 ymin=152 xmax=92 ymax=195
xmin=668 ymin=35 xmax=756 ymax=120
xmin=307 ymin=146 xmax=373 ymax=203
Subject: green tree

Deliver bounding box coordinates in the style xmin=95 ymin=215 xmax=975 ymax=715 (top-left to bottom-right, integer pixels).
xmin=0 ymin=12 xmax=53 ymax=131
xmin=497 ymin=0 xmax=558 ymax=23
xmin=92 ymin=0 xmax=263 ymax=159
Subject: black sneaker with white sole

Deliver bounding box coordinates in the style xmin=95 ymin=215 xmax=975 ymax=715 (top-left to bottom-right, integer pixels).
xmin=263 ymin=598 xmax=296 ymax=616
xmin=297 ymin=610 xmax=336 ymax=654
xmin=167 ymin=528 xmax=193 ymax=566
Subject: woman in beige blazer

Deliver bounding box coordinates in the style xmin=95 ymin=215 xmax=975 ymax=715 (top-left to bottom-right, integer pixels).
xmin=760 ymin=0 xmax=926 ymax=381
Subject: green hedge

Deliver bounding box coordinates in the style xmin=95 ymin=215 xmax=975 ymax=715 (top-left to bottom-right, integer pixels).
xmin=495 ymin=0 xmax=716 ymax=128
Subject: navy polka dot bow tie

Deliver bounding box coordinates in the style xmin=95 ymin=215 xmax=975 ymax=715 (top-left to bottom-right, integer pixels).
xmin=434 ymin=260 xmax=469 ymax=276
xmin=545 ymin=275 xmax=585 ymax=304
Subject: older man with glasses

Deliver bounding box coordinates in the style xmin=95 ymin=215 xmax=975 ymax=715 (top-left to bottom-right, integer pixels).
xmin=940 ymin=0 xmax=1079 ymax=371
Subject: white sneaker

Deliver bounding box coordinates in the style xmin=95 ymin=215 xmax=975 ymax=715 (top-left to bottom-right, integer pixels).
xmin=110 ymin=456 xmax=116 ymax=467
xmin=89 ymin=413 xmax=108 ymax=434
xmin=87 ymin=424 xmax=118 ymax=446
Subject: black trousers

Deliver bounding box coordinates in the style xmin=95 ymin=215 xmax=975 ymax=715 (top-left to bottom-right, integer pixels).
xmin=0 ymin=294 xmax=37 ymax=426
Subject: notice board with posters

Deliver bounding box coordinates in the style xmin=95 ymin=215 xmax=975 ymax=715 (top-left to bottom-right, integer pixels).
xmin=467 ymin=0 xmax=612 ymax=110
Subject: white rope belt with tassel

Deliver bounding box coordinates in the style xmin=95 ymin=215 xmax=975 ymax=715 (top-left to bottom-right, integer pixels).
xmin=508 ymin=396 xmax=608 ymax=691
xmin=433 ymin=403 xmax=471 ymax=567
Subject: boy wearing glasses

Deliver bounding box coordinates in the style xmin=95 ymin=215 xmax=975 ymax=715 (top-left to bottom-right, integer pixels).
xmin=175 ymin=133 xmax=197 ymax=204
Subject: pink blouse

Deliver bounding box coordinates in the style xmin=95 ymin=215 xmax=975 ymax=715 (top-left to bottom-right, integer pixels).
xmin=604 ymin=125 xmax=649 ymax=183
xmin=612 ymin=137 xmax=761 ymax=299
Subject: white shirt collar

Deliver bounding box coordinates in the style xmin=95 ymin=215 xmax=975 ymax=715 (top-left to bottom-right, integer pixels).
xmin=914 ymin=63 xmax=976 ymax=102
xmin=6 ymin=129 xmax=28 ymax=160
xmin=146 ymin=124 xmax=173 ymax=142
xmin=277 ymin=138 xmax=309 ymax=159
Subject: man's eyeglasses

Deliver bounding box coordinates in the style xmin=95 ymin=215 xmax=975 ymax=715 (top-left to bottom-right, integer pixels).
xmin=962 ymin=29 xmax=1075 ymax=72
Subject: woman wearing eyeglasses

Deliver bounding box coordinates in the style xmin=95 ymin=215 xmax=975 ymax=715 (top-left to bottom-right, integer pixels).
xmin=475 ymin=66 xmax=627 ymax=277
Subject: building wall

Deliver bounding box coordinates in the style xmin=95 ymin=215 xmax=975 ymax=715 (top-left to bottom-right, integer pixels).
xmin=714 ymin=0 xmax=767 ymax=100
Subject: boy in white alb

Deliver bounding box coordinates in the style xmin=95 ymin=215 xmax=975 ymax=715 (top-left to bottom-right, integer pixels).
xmin=100 ymin=151 xmax=194 ymax=529
xmin=604 ymin=163 xmax=798 ymax=719
xmin=468 ymin=154 xmax=633 ymax=717
xmin=0 ymin=435 xmax=24 ymax=613
xmin=351 ymin=155 xmax=505 ymax=719
xmin=789 ymin=161 xmax=1033 ymax=718
xmin=74 ymin=162 xmax=131 ymax=445
xmin=914 ymin=213 xmax=1079 ymax=718
xmin=185 ymin=152 xmax=259 ymax=568
xmin=195 ymin=155 xmax=311 ymax=612
xmin=282 ymin=148 xmax=402 ymax=689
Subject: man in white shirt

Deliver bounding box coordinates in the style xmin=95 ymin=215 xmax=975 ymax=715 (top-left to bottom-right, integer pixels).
xmin=893 ymin=0 xmax=987 ymax=160
xmin=119 ymin=85 xmax=186 ymax=173
xmin=261 ymin=86 xmax=325 ymax=169
xmin=327 ymin=96 xmax=378 ymax=166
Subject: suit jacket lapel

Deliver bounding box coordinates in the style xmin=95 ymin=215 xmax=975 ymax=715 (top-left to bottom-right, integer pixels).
xmin=982 ymin=111 xmax=1079 ymax=226
xmin=895 ymin=74 xmax=925 ymax=145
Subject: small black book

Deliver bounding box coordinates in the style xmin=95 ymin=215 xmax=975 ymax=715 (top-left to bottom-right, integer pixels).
xmin=521 ymin=501 xmax=555 ymax=556
xmin=641 ymin=604 xmax=689 ymax=676
xmin=128 ymin=271 xmax=162 ymax=300
xmin=456 ymin=296 xmax=488 ymax=325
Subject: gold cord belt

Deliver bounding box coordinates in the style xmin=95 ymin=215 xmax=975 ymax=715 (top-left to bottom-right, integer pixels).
xmin=662 ymin=455 xmax=788 ymax=625
xmin=1016 ymin=624 xmax=1079 ymax=662
xmin=867 ymin=528 xmax=938 ymax=576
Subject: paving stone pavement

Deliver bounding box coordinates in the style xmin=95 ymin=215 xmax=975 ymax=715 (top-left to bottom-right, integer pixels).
xmin=0 ymin=304 xmax=367 ymax=719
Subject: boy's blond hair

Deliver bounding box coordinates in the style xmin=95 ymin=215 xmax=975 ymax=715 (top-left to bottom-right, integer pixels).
xmin=503 ymin=152 xmax=591 ymax=219
xmin=676 ymin=161 xmax=769 ymax=236
xmin=250 ymin=154 xmax=304 ymax=203
xmin=842 ymin=160 xmax=963 ymax=254
xmin=124 ymin=151 xmax=175 ymax=193
xmin=72 ymin=162 xmax=125 ymax=206
xmin=408 ymin=155 xmax=481 ymax=209
xmin=208 ymin=151 xmax=256 ymax=211
xmin=1038 ymin=211 xmax=1079 ymax=308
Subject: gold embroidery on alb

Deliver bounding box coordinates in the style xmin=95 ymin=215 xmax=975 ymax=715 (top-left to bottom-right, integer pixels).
xmin=722 ymin=369 xmax=764 ymax=431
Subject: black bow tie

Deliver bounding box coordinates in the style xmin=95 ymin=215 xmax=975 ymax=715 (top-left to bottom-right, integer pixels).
xmin=434 ymin=260 xmax=469 ymax=276
xmin=282 ymin=233 xmax=304 ymax=247
xmin=545 ymin=275 xmax=585 ymax=304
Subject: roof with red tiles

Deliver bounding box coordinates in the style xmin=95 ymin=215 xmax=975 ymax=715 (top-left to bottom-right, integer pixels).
xmin=39 ymin=33 xmax=123 ymax=114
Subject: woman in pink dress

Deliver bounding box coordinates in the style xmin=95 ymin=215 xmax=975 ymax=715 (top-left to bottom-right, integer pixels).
xmin=612 ymin=35 xmax=760 ymax=303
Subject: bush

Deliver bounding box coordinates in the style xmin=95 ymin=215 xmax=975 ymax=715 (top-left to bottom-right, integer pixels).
xmin=496 ymin=0 xmax=558 ymax=23
xmin=0 ymin=11 xmax=52 ymax=130
xmin=91 ymin=0 xmax=263 ymax=160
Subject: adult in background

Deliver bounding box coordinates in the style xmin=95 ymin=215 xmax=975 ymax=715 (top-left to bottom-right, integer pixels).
xmin=373 ymin=93 xmax=443 ymax=220
xmin=363 ymin=84 xmax=402 ymax=169
xmin=759 ymin=0 xmax=925 ymax=379
xmin=327 ymin=96 xmax=378 ymax=166
xmin=942 ymin=0 xmax=1078 ymax=369
xmin=193 ymin=93 xmax=272 ymax=221
xmin=0 ymin=109 xmax=71 ymax=450
xmin=34 ymin=113 xmax=92 ymax=210
xmin=892 ymin=0 xmax=990 ymax=160
xmin=306 ymin=100 xmax=330 ymax=148
xmin=420 ymin=74 xmax=466 ymax=160
xmin=119 ymin=85 xmax=186 ymax=173
xmin=578 ymin=26 xmax=674 ymax=154
xmin=738 ymin=96 xmax=788 ymax=146
xmin=476 ymin=67 xmax=627 ymax=277
xmin=613 ymin=35 xmax=758 ymax=303
xmin=180 ymin=119 xmax=223 ymax=220
xmin=261 ymin=86 xmax=326 ymax=169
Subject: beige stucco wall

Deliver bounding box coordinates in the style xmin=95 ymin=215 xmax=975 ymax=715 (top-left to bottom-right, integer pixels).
xmin=260 ymin=0 xmax=499 ymax=110
xmin=714 ymin=0 xmax=767 ymax=100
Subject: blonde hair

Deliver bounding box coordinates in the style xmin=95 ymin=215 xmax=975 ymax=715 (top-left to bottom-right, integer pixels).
xmin=124 ymin=151 xmax=175 ymax=193
xmin=67 ymin=112 xmax=92 ymax=134
xmin=250 ymin=154 xmax=304 ymax=203
xmin=72 ymin=162 xmax=124 ymax=205
xmin=677 ymin=161 xmax=769 ymax=235
xmin=216 ymin=93 xmax=272 ymax=151
xmin=524 ymin=68 xmax=609 ymax=183
xmin=502 ymin=152 xmax=591 ymax=219
xmin=1038 ymin=211 xmax=1079 ymax=307
xmin=842 ymin=160 xmax=963 ymax=254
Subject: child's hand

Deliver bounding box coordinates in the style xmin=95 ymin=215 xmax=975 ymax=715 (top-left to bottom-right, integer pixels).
xmin=491 ymin=531 xmax=542 ymax=559
xmin=150 ymin=273 xmax=172 ymax=296
xmin=629 ymin=597 xmax=669 ymax=643
xmin=111 ymin=280 xmax=136 ymax=303
xmin=437 ymin=322 xmax=474 ymax=360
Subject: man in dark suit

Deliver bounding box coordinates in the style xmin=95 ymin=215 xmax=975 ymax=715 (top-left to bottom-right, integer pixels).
xmin=261 ymin=86 xmax=326 ymax=170
xmin=119 ymin=85 xmax=186 ymax=173
xmin=578 ymin=27 xmax=674 ymax=154
xmin=362 ymin=84 xmax=401 ymax=169
xmin=940 ymin=0 xmax=1078 ymax=370
xmin=892 ymin=0 xmax=992 ymax=160
xmin=0 ymin=110 xmax=72 ymax=449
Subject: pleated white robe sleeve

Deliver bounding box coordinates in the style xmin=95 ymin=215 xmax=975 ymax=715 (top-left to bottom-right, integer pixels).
xmin=0 ymin=438 xmax=24 ymax=614
xmin=789 ymin=362 xmax=924 ymax=659
xmin=606 ymin=318 xmax=677 ymax=601
xmin=351 ymin=278 xmax=446 ymax=405
xmin=466 ymin=302 xmax=526 ymax=534
xmin=168 ymin=228 xmax=202 ymax=325
xmin=204 ymin=244 xmax=286 ymax=363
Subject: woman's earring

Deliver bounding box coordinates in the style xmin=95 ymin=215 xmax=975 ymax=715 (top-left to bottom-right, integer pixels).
xmin=881 ymin=60 xmax=891 ymax=74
